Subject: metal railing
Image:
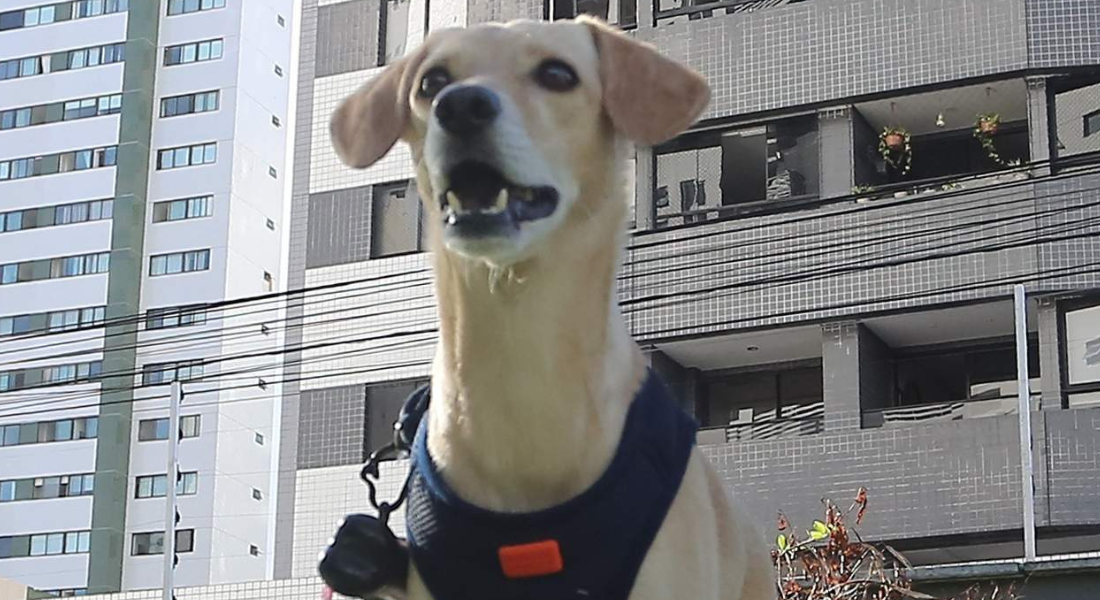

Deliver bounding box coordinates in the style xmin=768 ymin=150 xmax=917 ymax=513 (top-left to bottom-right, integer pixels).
xmin=863 ymin=394 xmax=1041 ymax=429
xmin=655 ymin=0 xmax=806 ymax=21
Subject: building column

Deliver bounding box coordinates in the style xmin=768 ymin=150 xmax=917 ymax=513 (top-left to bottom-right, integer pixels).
xmin=821 ymin=321 xmax=892 ymax=431
xmin=1037 ymin=296 xmax=1065 ymax=410
xmin=1026 ymin=76 xmax=1053 ymax=176
xmin=87 ymin=0 xmax=160 ymax=591
xmin=818 ymin=107 xmax=855 ymax=199
xmin=822 ymin=322 xmax=862 ymax=432
xmin=646 ymin=350 xmax=697 ymax=419
xmin=634 ymin=145 xmax=655 ymax=230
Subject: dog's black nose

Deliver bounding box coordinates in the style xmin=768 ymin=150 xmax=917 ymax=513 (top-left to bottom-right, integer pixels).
xmin=435 ymin=85 xmax=500 ymax=137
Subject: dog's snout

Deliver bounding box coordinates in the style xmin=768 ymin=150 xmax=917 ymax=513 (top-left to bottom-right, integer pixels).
xmin=434 ymin=85 xmax=501 ymax=137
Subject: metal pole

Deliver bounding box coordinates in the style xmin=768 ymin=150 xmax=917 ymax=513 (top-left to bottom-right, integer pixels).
xmin=164 ymin=382 xmax=181 ymax=600
xmin=1014 ymin=285 xmax=1037 ymax=562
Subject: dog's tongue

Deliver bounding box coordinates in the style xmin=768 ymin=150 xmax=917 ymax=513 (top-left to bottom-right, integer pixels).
xmin=447 ymin=161 xmax=508 ymax=211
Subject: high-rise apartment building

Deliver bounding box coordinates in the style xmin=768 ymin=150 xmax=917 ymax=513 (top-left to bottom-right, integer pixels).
xmin=274 ymin=1 xmax=1100 ymax=599
xmin=0 ymin=0 xmax=294 ymax=593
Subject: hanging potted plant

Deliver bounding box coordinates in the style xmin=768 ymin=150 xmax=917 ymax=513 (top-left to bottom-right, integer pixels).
xmin=976 ymin=112 xmax=1000 ymax=135
xmin=973 ymin=113 xmax=1009 ymax=166
xmin=878 ymin=126 xmax=912 ymax=175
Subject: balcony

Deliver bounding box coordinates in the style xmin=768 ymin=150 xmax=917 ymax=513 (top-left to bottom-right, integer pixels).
xmin=654 ymin=0 xmax=808 ymax=23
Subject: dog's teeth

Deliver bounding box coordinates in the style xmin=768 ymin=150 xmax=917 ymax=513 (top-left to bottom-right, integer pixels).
xmin=446 ymin=191 xmax=461 ymax=210
xmin=492 ymin=189 xmax=508 ymax=212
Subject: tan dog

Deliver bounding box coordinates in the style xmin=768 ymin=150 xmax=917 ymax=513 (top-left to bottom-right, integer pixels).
xmin=330 ymin=16 xmax=775 ymax=600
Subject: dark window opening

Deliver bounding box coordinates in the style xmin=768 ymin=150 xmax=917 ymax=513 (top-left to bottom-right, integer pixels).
xmin=1085 ymin=109 xmax=1100 ymax=138
xmin=369 ymin=180 xmax=427 ymax=258
xmin=654 ymin=115 xmax=819 ymax=227
xmin=864 ymin=339 xmax=1041 ymax=428
xmin=364 ymin=378 xmax=428 ymax=457
xmin=379 ymin=0 xmax=411 ymax=66
xmin=551 ymin=0 xmax=636 ymax=27
xmin=700 ymin=364 xmax=824 ymax=440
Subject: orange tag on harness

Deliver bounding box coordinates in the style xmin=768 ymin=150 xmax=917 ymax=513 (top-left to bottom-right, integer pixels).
xmin=498 ymin=540 xmax=564 ymax=579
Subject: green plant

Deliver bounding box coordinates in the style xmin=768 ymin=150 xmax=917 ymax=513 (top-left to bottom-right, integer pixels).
xmin=878 ymin=126 xmax=912 ymax=175
xmin=851 ymin=185 xmax=876 ymax=195
xmin=973 ymin=113 xmax=1010 ymax=167
xmin=772 ymin=488 xmax=1020 ymax=600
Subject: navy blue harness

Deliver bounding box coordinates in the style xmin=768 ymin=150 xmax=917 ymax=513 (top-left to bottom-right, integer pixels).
xmin=404 ymin=370 xmax=697 ymax=600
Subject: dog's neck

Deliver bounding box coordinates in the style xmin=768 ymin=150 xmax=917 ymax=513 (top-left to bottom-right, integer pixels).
xmin=426 ymin=192 xmax=645 ymax=512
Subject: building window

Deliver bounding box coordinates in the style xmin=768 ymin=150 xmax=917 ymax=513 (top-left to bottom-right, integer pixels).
xmin=167 ymin=0 xmax=225 ymax=16
xmin=142 ymin=360 xmax=205 ymax=386
xmin=73 ymin=0 xmax=129 ymax=18
xmin=135 ymin=472 xmax=198 ymax=498
xmin=66 ymin=43 xmax=126 ymax=70
xmin=42 ymin=590 xmax=88 ymax=597
xmin=655 ymin=115 xmax=819 ymax=228
xmin=702 ymin=365 xmax=825 ymax=440
xmin=1064 ymin=299 xmax=1100 ymax=408
xmin=47 ymin=307 xmax=107 ymax=332
xmin=41 ymin=361 xmax=102 ymax=384
xmin=1 ymin=147 xmax=117 ymax=182
xmin=160 ymin=91 xmax=219 ymax=118
xmin=152 ymin=196 xmax=213 ymax=222
xmin=1 ymin=200 xmax=112 ymax=235
xmin=149 ymin=249 xmax=210 ymax=276
xmin=0 ymin=314 xmax=35 ymax=337
xmin=370 ymin=181 xmax=426 ymax=258
xmin=0 ymin=418 xmax=96 ymax=447
xmin=0 ymin=94 xmax=119 ymax=130
xmin=137 ymin=415 xmax=201 ymax=441
xmin=164 ymin=39 xmax=224 ymax=66
xmin=379 ymin=0 xmax=411 ymax=66
xmin=0 ymin=55 xmax=44 ymax=80
xmin=131 ymin=530 xmax=194 ymax=556
xmin=0 ymin=474 xmax=94 ymax=503
xmin=0 ymin=252 xmax=107 ymax=285
xmin=1086 ymin=110 xmax=1100 ymax=138
xmin=23 ymin=531 xmax=91 ymax=556
xmin=551 ymin=0 xmax=636 ymax=27
xmin=145 ymin=305 xmax=208 ymax=330
xmin=156 ymin=143 xmax=217 ymax=170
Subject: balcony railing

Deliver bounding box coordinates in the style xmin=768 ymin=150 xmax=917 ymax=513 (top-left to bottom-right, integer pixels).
xmin=864 ymin=394 xmax=1041 ymax=429
xmin=697 ymin=401 xmax=824 ymax=443
xmin=655 ymin=0 xmax=806 ymax=22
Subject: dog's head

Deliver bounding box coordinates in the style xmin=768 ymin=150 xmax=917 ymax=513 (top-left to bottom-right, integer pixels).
xmin=330 ymin=17 xmax=709 ymax=266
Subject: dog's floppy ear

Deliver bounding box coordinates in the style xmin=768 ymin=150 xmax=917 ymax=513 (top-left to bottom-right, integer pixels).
xmin=580 ymin=16 xmax=710 ymax=146
xmin=330 ymin=49 xmax=427 ymax=169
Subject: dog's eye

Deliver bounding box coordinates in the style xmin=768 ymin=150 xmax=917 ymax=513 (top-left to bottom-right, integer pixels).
xmin=534 ymin=59 xmax=578 ymax=92
xmin=418 ymin=67 xmax=452 ymax=99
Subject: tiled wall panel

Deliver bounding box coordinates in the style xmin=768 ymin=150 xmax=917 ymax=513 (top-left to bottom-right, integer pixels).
xmin=1026 ymin=0 xmax=1100 ymax=67
xmin=291 ymin=462 xmax=410 ymax=579
xmin=306 ymin=185 xmax=374 ymax=268
xmin=297 ymin=385 xmax=368 ymax=469
xmin=640 ymin=0 xmax=1028 ymax=121
xmin=623 ymin=175 xmax=1100 ymax=342
xmin=467 ymin=0 xmax=543 ymax=24
xmin=315 ymin=0 xmax=382 ymax=77
xmin=309 ymin=69 xmax=416 ymax=194
xmin=299 ymin=257 xmax=437 ymax=390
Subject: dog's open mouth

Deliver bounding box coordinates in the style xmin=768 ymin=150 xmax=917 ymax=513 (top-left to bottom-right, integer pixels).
xmin=438 ymin=161 xmax=558 ymax=237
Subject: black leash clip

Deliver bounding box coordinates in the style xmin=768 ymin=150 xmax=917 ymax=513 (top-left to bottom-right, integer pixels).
xmin=318 ymin=384 xmax=431 ymax=599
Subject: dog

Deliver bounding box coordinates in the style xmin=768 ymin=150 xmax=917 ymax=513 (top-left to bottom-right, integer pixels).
xmin=327 ymin=15 xmax=775 ymax=600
